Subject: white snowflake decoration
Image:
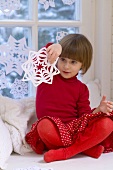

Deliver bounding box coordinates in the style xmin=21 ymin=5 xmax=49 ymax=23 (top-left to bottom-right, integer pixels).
xmin=22 ymin=47 xmax=60 ymax=87
xmin=62 ymin=0 xmax=76 ymax=5
xmin=10 ymin=78 xmax=28 ymax=99
xmin=0 ymin=35 xmax=30 ymax=76
xmin=0 ymin=72 xmax=7 ymax=90
xmin=39 ymin=0 xmax=55 ymax=10
xmin=56 ymin=31 xmax=68 ymax=43
xmin=0 ymin=0 xmax=20 ymax=15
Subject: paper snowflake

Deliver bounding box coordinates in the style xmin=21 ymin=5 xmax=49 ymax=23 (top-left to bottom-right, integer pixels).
xmin=0 ymin=0 xmax=20 ymax=15
xmin=62 ymin=0 xmax=76 ymax=5
xmin=39 ymin=0 xmax=55 ymax=10
xmin=22 ymin=47 xmax=60 ymax=87
xmin=56 ymin=31 xmax=68 ymax=43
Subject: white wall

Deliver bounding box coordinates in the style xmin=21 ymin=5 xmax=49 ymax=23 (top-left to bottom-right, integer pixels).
xmin=111 ymin=1 xmax=113 ymax=100
xmin=95 ymin=0 xmax=112 ymax=100
xmin=81 ymin=0 xmax=95 ymax=83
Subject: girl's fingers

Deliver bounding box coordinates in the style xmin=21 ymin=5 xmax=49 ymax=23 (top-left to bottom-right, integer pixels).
xmin=107 ymin=101 xmax=112 ymax=105
xmin=48 ymin=54 xmax=57 ymax=64
xmin=46 ymin=45 xmax=52 ymax=52
xmin=101 ymin=95 xmax=106 ymax=102
xmin=47 ymin=50 xmax=53 ymax=57
xmin=47 ymin=51 xmax=59 ymax=64
xmin=107 ymin=102 xmax=113 ymax=110
xmin=105 ymin=106 xmax=112 ymax=114
xmin=106 ymin=112 xmax=110 ymax=116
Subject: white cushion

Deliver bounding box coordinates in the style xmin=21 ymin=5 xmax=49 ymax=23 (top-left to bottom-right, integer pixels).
xmin=86 ymin=79 xmax=101 ymax=109
xmin=0 ymin=96 xmax=36 ymax=155
xmin=0 ymin=118 xmax=12 ymax=169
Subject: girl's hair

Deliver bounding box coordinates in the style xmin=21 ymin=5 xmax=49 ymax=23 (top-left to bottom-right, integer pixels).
xmin=59 ymin=34 xmax=93 ymax=74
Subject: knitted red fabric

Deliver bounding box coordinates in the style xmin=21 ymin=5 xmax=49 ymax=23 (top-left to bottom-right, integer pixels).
xmin=36 ymin=74 xmax=92 ymax=123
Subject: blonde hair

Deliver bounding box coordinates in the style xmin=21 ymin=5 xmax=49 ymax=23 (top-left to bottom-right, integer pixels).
xmin=59 ymin=34 xmax=93 ymax=74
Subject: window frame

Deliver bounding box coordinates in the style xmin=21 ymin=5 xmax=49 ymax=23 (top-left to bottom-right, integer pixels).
xmin=0 ymin=0 xmax=96 ymax=97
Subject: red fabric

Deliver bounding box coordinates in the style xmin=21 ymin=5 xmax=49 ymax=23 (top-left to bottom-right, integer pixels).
xmin=25 ymin=68 xmax=113 ymax=160
xmin=44 ymin=117 xmax=113 ymax=162
xmin=45 ymin=42 xmax=53 ymax=48
xmin=83 ymin=145 xmax=104 ymax=158
xmin=25 ymin=121 xmax=45 ymax=154
xmin=37 ymin=118 xmax=63 ymax=150
xmin=37 ymin=118 xmax=105 ymax=158
xmin=36 ymin=74 xmax=91 ymax=123
xmin=25 ymin=112 xmax=113 ymax=155
xmin=101 ymin=131 xmax=113 ymax=153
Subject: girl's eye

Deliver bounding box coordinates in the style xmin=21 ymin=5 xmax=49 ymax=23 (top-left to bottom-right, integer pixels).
xmin=71 ymin=60 xmax=77 ymax=64
xmin=60 ymin=58 xmax=65 ymax=62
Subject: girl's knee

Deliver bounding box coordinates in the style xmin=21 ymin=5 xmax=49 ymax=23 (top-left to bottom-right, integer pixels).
xmin=37 ymin=118 xmax=63 ymax=148
xmin=37 ymin=118 xmax=54 ymax=134
xmin=99 ymin=117 xmax=113 ymax=132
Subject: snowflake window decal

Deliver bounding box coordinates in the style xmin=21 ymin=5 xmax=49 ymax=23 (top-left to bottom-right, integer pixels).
xmin=22 ymin=47 xmax=60 ymax=87
xmin=62 ymin=0 xmax=76 ymax=5
xmin=0 ymin=0 xmax=20 ymax=16
xmin=0 ymin=35 xmax=30 ymax=76
xmin=39 ymin=0 xmax=55 ymax=10
xmin=56 ymin=31 xmax=68 ymax=43
xmin=0 ymin=71 xmax=7 ymax=90
xmin=10 ymin=78 xmax=28 ymax=99
xmin=39 ymin=0 xmax=76 ymax=10
xmin=0 ymin=35 xmax=30 ymax=98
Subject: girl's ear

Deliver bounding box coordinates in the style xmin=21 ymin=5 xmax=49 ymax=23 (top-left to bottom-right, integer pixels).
xmin=80 ymin=63 xmax=83 ymax=70
xmin=80 ymin=65 xmax=83 ymax=70
xmin=79 ymin=68 xmax=83 ymax=75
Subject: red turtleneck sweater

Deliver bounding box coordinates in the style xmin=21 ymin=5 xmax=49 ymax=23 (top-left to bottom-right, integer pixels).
xmin=36 ymin=74 xmax=91 ymax=123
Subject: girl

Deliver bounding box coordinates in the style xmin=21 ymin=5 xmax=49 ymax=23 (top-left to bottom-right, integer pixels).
xmin=25 ymin=34 xmax=113 ymax=162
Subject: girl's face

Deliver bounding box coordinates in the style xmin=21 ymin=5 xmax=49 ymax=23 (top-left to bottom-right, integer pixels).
xmin=57 ymin=57 xmax=82 ymax=79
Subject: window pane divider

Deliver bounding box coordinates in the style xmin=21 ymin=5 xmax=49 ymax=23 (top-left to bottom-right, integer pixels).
xmin=0 ymin=20 xmax=36 ymax=26
xmin=38 ymin=20 xmax=82 ymax=27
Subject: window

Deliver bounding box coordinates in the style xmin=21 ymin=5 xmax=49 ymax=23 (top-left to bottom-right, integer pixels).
xmin=0 ymin=0 xmax=95 ymax=99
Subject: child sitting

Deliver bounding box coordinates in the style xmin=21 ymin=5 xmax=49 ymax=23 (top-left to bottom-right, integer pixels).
xmin=25 ymin=34 xmax=113 ymax=162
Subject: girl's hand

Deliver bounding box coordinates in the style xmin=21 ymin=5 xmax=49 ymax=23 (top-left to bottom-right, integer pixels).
xmin=97 ymin=96 xmax=113 ymax=115
xmin=46 ymin=44 xmax=62 ymax=64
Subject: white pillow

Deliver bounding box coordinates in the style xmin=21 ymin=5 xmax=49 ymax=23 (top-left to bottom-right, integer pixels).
xmin=0 ymin=96 xmax=36 ymax=155
xmin=86 ymin=79 xmax=101 ymax=109
xmin=0 ymin=118 xmax=12 ymax=169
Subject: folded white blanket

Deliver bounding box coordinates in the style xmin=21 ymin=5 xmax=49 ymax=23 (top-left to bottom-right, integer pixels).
xmin=0 ymin=95 xmax=37 ymax=155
